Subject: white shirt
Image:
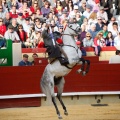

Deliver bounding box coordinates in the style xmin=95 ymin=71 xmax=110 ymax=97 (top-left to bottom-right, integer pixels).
xmin=109 ymin=55 xmax=120 ymax=64
xmin=83 ymin=11 xmax=92 ymax=19
xmin=114 ymin=36 xmax=120 ymax=46
xmin=97 ymin=11 xmax=108 ymax=21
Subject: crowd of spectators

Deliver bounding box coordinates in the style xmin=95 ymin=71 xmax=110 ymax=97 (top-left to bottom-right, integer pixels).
xmin=0 ymin=0 xmax=120 ymax=56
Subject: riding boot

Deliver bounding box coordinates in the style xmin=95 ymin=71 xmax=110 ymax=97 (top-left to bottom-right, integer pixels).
xmin=57 ymin=45 xmax=69 ymax=65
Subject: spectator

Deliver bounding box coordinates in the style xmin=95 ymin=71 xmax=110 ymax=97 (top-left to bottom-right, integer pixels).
xmin=31 ymin=53 xmax=38 ymax=65
xmin=110 ymin=0 xmax=118 ymax=16
xmin=25 ymin=24 xmax=36 ymax=48
xmin=105 ymin=31 xmax=114 ymax=46
xmin=81 ymin=18 xmax=90 ymax=31
xmin=16 ymin=13 xmax=24 ymax=25
xmin=100 ymin=24 xmax=108 ymax=39
xmin=66 ymin=0 xmax=74 ymax=12
xmin=18 ymin=0 xmax=24 ymax=9
xmin=18 ymin=1 xmax=32 ymax=18
xmin=18 ymin=54 xmax=32 ymax=66
xmin=109 ymin=22 xmax=120 ymax=38
xmin=97 ymin=6 xmax=108 ymax=22
xmin=9 ymin=18 xmax=18 ymax=32
xmin=68 ymin=5 xmax=79 ymax=19
xmin=34 ymin=18 xmax=42 ymax=32
xmin=35 ymin=8 xmax=42 ymax=18
xmin=109 ymin=50 xmax=120 ymax=64
xmin=1 ymin=0 xmax=9 ymax=11
xmin=37 ymin=32 xmax=45 ymax=48
xmin=23 ymin=17 xmax=31 ymax=33
xmin=95 ymin=31 xmax=106 ymax=47
xmin=108 ymin=17 xmax=117 ymax=30
xmin=30 ymin=0 xmax=39 ymax=14
xmin=83 ymin=32 xmax=94 ymax=47
xmin=7 ymin=0 xmax=19 ymax=10
xmin=41 ymin=1 xmax=51 ymax=17
xmin=0 ymin=18 xmax=6 ymax=37
xmin=17 ymin=24 xmax=27 ymax=48
xmin=3 ymin=12 xmax=11 ymax=27
xmin=88 ymin=23 xmax=98 ymax=39
xmin=9 ymin=5 xmax=19 ymax=18
xmin=4 ymin=24 xmax=20 ymax=43
xmin=100 ymin=0 xmax=111 ymax=20
xmin=55 ymin=0 xmax=63 ymax=16
xmin=0 ymin=5 xmax=8 ymax=19
xmin=78 ymin=24 xmax=87 ymax=41
xmin=95 ymin=16 xmax=104 ymax=32
xmin=93 ymin=32 xmax=106 ymax=56
xmin=60 ymin=9 xmax=68 ymax=22
xmin=47 ymin=12 xmax=54 ymax=22
xmin=114 ymin=31 xmax=120 ymax=46
xmin=88 ymin=11 xmax=97 ymax=25
xmin=79 ymin=0 xmax=86 ymax=14
xmin=76 ymin=13 xmax=86 ymax=27
xmin=83 ymin=4 xmax=92 ymax=19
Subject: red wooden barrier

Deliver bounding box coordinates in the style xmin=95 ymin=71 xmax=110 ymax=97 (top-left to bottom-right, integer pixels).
xmin=0 ymin=64 xmax=120 ymax=108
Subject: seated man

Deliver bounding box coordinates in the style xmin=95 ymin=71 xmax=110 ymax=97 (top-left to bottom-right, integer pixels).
xmin=18 ymin=54 xmax=32 ymax=66
xmin=109 ymin=50 xmax=120 ymax=64
xmin=41 ymin=25 xmax=69 ymax=65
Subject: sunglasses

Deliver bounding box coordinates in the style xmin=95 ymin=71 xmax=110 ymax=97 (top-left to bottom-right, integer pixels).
xmin=34 ymin=3 xmax=38 ymax=4
xmin=99 ymin=34 xmax=103 ymax=35
xmin=98 ymin=19 xmax=102 ymax=20
xmin=86 ymin=36 xmax=90 ymax=37
xmin=0 ymin=21 xmax=3 ymax=22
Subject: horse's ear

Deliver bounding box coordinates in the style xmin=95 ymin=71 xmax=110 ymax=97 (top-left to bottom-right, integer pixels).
xmin=68 ymin=24 xmax=72 ymax=28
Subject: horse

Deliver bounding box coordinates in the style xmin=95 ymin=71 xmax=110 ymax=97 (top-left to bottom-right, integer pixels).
xmin=40 ymin=23 xmax=90 ymax=119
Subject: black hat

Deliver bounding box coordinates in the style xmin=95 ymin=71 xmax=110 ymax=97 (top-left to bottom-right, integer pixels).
xmin=18 ymin=13 xmax=23 ymax=16
xmin=23 ymin=54 xmax=29 ymax=58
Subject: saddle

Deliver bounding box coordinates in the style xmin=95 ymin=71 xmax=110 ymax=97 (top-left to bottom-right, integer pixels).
xmin=47 ymin=45 xmax=69 ymax=65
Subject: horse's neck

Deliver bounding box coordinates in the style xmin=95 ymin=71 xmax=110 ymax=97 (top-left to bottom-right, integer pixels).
xmin=62 ymin=29 xmax=77 ymax=49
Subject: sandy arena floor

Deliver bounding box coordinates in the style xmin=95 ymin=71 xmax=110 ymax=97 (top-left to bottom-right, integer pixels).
xmin=0 ymin=104 xmax=120 ymax=120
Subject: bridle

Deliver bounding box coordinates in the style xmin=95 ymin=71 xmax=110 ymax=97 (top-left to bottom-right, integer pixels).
xmin=60 ymin=24 xmax=81 ymax=69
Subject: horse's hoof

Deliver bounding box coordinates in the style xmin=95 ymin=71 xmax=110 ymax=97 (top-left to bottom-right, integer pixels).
xmin=76 ymin=69 xmax=82 ymax=74
xmin=64 ymin=111 xmax=68 ymax=116
xmin=58 ymin=115 xmax=62 ymax=119
xmin=82 ymin=71 xmax=86 ymax=76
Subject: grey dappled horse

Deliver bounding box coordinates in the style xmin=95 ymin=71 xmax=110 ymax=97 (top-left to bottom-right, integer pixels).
xmin=41 ymin=23 xmax=90 ymax=119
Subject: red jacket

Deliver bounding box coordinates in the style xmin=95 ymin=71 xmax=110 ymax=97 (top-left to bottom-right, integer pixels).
xmin=0 ymin=25 xmax=7 ymax=36
xmin=9 ymin=12 xmax=18 ymax=18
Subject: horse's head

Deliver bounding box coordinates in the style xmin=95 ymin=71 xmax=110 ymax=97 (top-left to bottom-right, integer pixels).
xmin=67 ymin=23 xmax=81 ymax=36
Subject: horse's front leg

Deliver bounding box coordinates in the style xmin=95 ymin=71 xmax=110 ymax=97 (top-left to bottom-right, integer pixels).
xmin=76 ymin=58 xmax=86 ymax=76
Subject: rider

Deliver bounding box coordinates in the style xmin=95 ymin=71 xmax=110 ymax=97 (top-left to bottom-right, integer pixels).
xmin=41 ymin=23 xmax=69 ymax=65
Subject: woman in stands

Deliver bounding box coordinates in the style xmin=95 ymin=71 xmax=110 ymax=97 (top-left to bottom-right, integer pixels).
xmin=105 ymin=31 xmax=114 ymax=46
xmin=66 ymin=0 xmax=74 ymax=12
xmin=83 ymin=32 xmax=94 ymax=47
xmin=94 ymin=32 xmax=106 ymax=56
xmin=41 ymin=1 xmax=51 ymax=17
xmin=17 ymin=24 xmax=27 ymax=48
xmin=0 ymin=18 xmax=6 ymax=38
xmin=30 ymin=0 xmax=40 ymax=14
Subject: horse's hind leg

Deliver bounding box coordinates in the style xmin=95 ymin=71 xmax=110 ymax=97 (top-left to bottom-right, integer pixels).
xmin=41 ymin=70 xmax=62 ymax=119
xmin=55 ymin=77 xmax=68 ymax=116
